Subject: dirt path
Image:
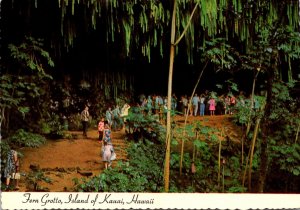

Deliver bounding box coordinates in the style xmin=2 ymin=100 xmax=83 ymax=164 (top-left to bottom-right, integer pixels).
xmin=17 ymin=115 xmax=241 ymax=192
xmin=18 ymin=129 xmax=127 ymax=192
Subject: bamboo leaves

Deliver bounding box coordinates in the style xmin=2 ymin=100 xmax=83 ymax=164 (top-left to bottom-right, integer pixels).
xmin=199 ymin=0 xmax=218 ymax=36
xmin=123 ymin=21 xmax=131 ymax=56
xmin=18 ymin=0 xmax=300 ymax=64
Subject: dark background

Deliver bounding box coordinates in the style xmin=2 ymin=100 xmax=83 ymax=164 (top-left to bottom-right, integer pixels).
xmin=1 ymin=0 xmax=254 ymax=97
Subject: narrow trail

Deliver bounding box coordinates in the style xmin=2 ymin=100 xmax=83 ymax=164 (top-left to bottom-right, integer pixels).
xmin=18 ymin=128 xmax=128 ymax=192
xmin=17 ymin=115 xmax=241 ymax=192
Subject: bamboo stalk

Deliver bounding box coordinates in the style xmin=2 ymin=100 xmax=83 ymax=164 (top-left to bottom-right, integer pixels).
xmin=248 ymin=117 xmax=261 ymax=191
xmin=241 ymin=125 xmax=244 ymax=166
xmin=218 ymin=135 xmax=222 ymax=189
xmin=222 ymin=161 xmax=225 ymax=192
xmin=193 ymin=131 xmax=198 ymax=162
xmin=295 ymin=121 xmax=300 ymax=144
xmin=247 ymin=91 xmax=266 ymax=191
xmin=164 ymin=0 xmax=177 ymax=192
xmin=246 ymin=70 xmax=260 ymax=136
xmin=242 ymin=143 xmax=251 ymax=191
xmin=179 ymin=60 xmax=208 ymax=176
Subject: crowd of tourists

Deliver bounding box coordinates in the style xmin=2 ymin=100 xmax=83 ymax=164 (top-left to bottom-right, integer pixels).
xmin=136 ymin=90 xmax=261 ymax=118
xmin=78 ymin=90 xmax=262 ymax=170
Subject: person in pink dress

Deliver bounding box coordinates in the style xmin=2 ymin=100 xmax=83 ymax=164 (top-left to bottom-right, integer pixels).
xmin=208 ymin=97 xmax=216 ymax=116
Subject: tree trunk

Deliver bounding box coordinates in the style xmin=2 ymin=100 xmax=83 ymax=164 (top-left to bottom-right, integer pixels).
xmin=246 ymin=70 xmax=259 ymax=136
xmin=257 ymin=127 xmax=268 ymax=192
xmin=179 ymin=60 xmax=206 ymax=176
xmin=248 ymin=117 xmax=261 ymax=191
xmin=257 ymin=66 xmax=275 ymax=192
xmin=0 ymin=107 xmax=4 ymax=141
xmin=295 ymin=122 xmax=300 ymax=144
xmin=218 ymin=136 xmax=222 ymax=189
xmin=164 ymin=0 xmax=177 ymax=192
xmin=165 ymin=0 xmax=199 ymax=190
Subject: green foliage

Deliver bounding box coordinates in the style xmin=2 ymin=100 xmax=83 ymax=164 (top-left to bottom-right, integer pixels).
xmin=0 ymin=75 xmax=24 ymax=108
xmin=39 ymin=114 xmax=66 ymax=138
xmin=269 ymin=138 xmax=300 ymax=176
xmin=74 ymin=140 xmax=164 ymax=192
xmin=269 ymin=81 xmax=294 ymax=121
xmin=170 ymin=152 xmax=192 ymax=172
xmin=25 ymin=169 xmax=52 ymax=191
xmin=7 ymin=129 xmax=46 ymax=147
xmin=125 ymin=108 xmax=166 ymax=143
xmin=227 ymin=186 xmax=247 ymax=193
xmin=67 ymin=113 xmax=82 ymax=131
xmin=43 ymin=0 xmax=300 ymax=64
xmin=174 ymin=120 xmax=220 ymax=146
xmin=8 ymin=36 xmax=54 ymax=75
xmin=199 ymin=38 xmax=238 ymax=72
xmin=1 ymin=36 xmax=54 ymax=138
xmin=193 ymin=140 xmax=211 ymax=163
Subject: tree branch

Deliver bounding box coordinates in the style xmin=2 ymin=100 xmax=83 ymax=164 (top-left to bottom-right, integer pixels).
xmin=174 ymin=2 xmax=199 ymax=46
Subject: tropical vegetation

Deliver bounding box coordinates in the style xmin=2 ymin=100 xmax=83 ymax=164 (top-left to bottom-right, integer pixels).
xmin=1 ymin=0 xmax=299 ymax=192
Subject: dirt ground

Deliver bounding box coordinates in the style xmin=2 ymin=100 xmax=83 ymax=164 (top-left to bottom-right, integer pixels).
xmin=17 ymin=115 xmax=241 ymax=192
xmin=18 ymin=129 xmax=127 ymax=192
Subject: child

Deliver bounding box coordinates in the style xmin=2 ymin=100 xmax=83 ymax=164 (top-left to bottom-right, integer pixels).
xmin=208 ymin=97 xmax=216 ymax=116
xmin=102 ymin=141 xmax=114 ymax=169
xmin=102 ymin=123 xmax=112 ymax=143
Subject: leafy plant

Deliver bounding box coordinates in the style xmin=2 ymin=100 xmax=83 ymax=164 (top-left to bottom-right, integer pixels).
xmin=67 ymin=113 xmax=82 ymax=131
xmin=39 ymin=113 xmax=66 ymax=138
xmin=125 ymin=108 xmax=166 ymax=143
xmin=8 ymin=129 xmax=46 ymax=147
xmin=25 ymin=169 xmax=52 ymax=191
xmin=1 ymin=36 xmax=54 ymax=140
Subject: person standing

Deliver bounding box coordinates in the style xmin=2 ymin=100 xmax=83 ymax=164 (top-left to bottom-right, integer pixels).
xmin=98 ymin=117 xmax=105 ymax=143
xmin=4 ymin=149 xmax=20 ymax=191
xmin=182 ymin=95 xmax=188 ymax=116
xmin=112 ymin=105 xmax=121 ymax=131
xmin=199 ymin=94 xmax=206 ymax=116
xmin=146 ymin=95 xmax=153 ymax=115
xmin=80 ymin=105 xmax=89 ymax=138
xmin=230 ymin=94 xmax=236 ymax=114
xmin=192 ymin=94 xmax=200 ymax=116
xmin=103 ymin=123 xmax=112 ymax=144
xmin=224 ymin=95 xmax=231 ymax=115
xmin=105 ymin=107 xmax=113 ymax=128
xmin=101 ymin=141 xmax=114 ymax=169
xmin=208 ymin=97 xmax=216 ymax=116
xmin=121 ymin=103 xmax=131 ymax=129
xmin=171 ymin=93 xmax=177 ymax=112
xmin=188 ymin=96 xmax=193 ymax=116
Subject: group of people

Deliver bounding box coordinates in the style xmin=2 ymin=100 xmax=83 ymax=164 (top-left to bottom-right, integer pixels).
xmin=80 ymin=105 xmax=115 ymax=169
xmin=183 ymin=92 xmax=236 ymax=116
xmin=80 ymin=103 xmax=132 ymax=169
xmin=79 ymin=90 xmax=260 ymax=169
xmin=136 ymin=90 xmax=260 ymax=119
xmin=98 ymin=120 xmax=116 ymax=169
xmin=104 ymin=103 xmax=131 ymax=131
xmin=136 ymin=91 xmax=234 ymax=119
xmin=97 ymin=104 xmax=132 ymax=169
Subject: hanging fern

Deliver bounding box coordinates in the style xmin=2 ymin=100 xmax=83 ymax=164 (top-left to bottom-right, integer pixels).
xmin=11 ymin=0 xmax=300 ymax=65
